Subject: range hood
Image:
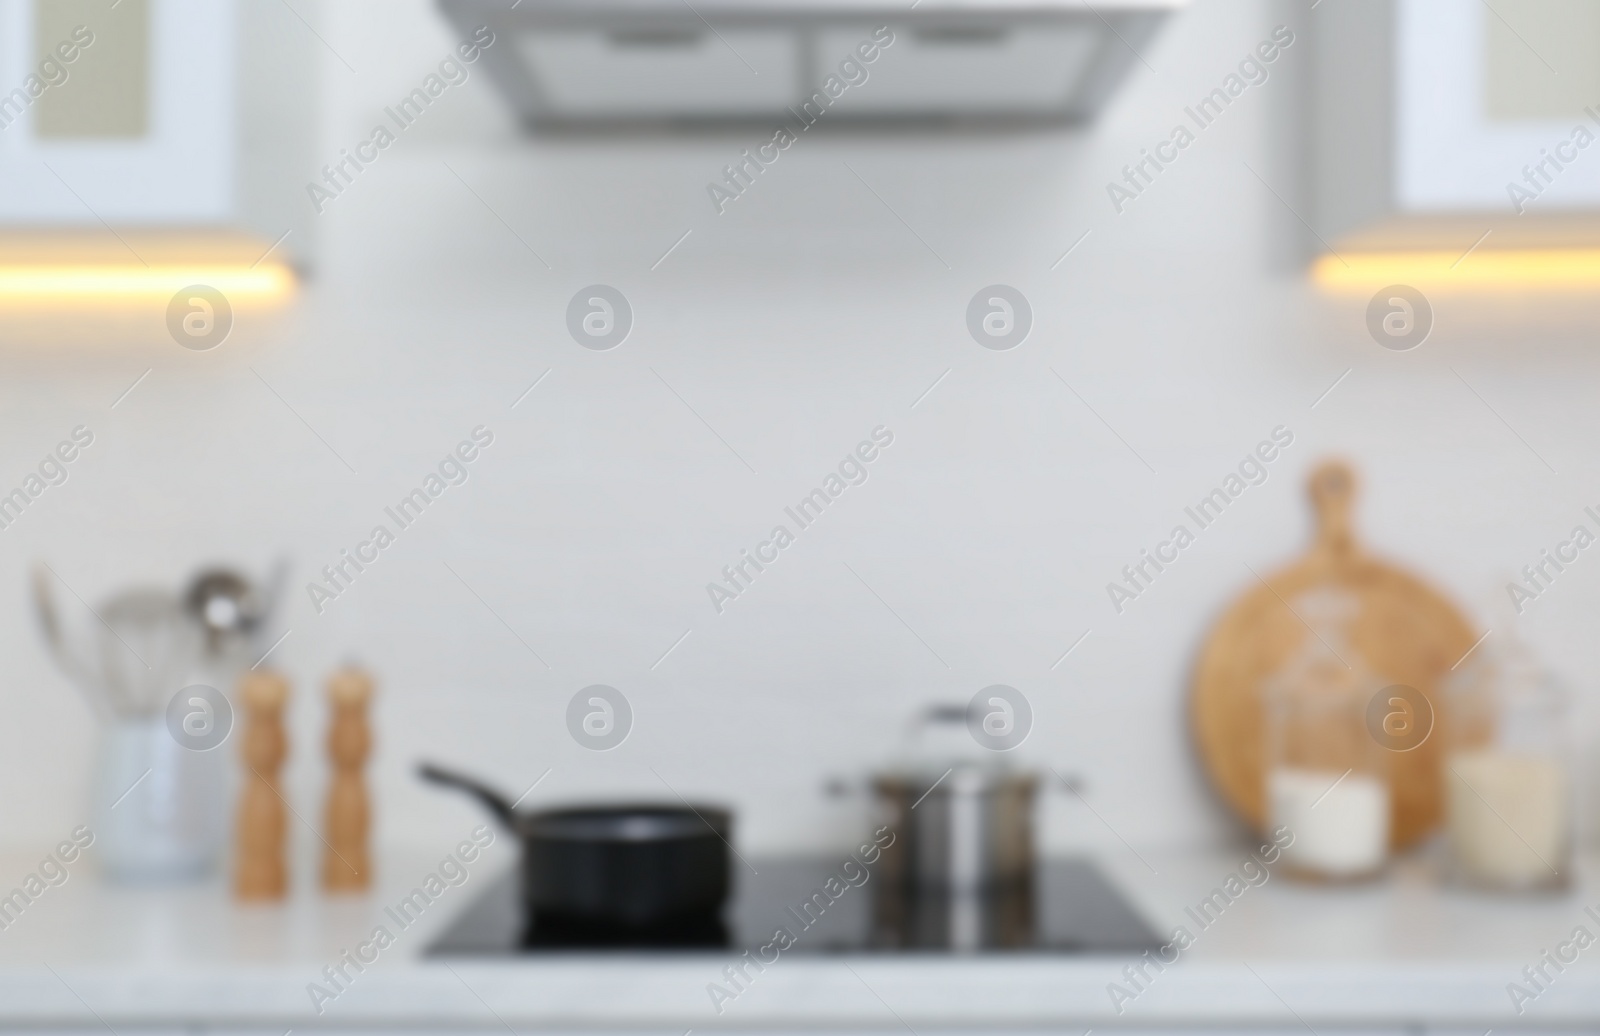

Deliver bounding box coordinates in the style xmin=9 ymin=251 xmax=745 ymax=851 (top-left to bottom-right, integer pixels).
xmin=438 ymin=0 xmax=1180 ymax=128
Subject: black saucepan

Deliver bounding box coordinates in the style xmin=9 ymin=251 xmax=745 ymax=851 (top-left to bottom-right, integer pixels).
xmin=419 ymin=763 xmax=731 ymax=942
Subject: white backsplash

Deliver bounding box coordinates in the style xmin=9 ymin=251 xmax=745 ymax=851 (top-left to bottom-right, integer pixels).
xmin=0 ymin=0 xmax=1596 ymax=867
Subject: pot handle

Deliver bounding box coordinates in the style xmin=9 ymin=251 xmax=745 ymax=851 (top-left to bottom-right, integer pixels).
xmin=417 ymin=762 xmax=519 ymax=827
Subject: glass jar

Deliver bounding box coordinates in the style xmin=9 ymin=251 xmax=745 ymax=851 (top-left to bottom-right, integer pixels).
xmin=1446 ymin=647 xmax=1569 ymax=891
xmin=1263 ymin=589 xmax=1391 ymax=881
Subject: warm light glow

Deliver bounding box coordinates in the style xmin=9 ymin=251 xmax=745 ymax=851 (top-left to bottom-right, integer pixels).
xmin=0 ymin=262 xmax=295 ymax=301
xmin=1313 ymin=248 xmax=1600 ymax=291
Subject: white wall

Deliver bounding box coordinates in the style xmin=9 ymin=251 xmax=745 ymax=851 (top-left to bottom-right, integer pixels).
xmin=1 ymin=0 xmax=1597 ymax=879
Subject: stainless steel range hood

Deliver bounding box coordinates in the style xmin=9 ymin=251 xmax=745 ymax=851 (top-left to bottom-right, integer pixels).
xmin=437 ymin=0 xmax=1181 ymax=128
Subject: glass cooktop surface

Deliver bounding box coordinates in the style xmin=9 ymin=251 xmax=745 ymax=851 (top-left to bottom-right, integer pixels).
xmin=428 ymin=857 xmax=1160 ymax=955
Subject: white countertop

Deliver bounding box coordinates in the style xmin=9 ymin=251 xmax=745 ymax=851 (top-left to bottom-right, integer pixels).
xmin=3 ymin=843 xmax=1598 ymax=1030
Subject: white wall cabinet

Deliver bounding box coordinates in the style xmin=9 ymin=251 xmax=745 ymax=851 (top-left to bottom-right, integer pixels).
xmin=0 ymin=0 xmax=232 ymax=222
xmin=1314 ymin=0 xmax=1600 ymax=245
xmin=0 ymin=0 xmax=314 ymax=265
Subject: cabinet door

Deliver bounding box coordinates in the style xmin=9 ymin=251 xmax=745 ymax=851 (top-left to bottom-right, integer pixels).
xmin=0 ymin=0 xmax=233 ymax=222
xmin=1397 ymin=0 xmax=1600 ymax=211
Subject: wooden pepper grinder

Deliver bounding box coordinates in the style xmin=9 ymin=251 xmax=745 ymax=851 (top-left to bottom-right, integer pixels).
xmin=322 ymin=667 xmax=373 ymax=891
xmin=234 ymin=670 xmax=289 ymax=901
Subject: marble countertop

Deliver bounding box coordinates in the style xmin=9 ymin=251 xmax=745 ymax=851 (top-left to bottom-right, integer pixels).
xmin=0 ymin=841 xmax=1596 ymax=1030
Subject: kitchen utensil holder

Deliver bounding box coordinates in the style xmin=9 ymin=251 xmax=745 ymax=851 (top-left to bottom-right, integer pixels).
xmin=92 ymin=715 xmax=228 ymax=881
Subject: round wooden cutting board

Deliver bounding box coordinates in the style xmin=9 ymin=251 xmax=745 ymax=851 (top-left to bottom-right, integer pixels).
xmin=1190 ymin=460 xmax=1479 ymax=849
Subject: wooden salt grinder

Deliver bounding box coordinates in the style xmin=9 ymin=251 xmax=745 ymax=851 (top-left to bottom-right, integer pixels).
xmin=234 ymin=670 xmax=290 ymax=901
xmin=322 ymin=667 xmax=373 ymax=891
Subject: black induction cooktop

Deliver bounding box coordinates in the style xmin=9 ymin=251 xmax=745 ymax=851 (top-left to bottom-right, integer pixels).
xmin=428 ymin=857 xmax=1160 ymax=955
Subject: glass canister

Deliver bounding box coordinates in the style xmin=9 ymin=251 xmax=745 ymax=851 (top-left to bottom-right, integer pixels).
xmin=1263 ymin=589 xmax=1391 ymax=881
xmin=1446 ymin=644 xmax=1569 ymax=891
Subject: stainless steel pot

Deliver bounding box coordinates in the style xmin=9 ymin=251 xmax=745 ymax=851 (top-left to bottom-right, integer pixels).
xmin=873 ymin=764 xmax=1037 ymax=892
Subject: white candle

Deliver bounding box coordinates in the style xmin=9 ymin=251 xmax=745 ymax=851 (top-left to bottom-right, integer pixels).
xmin=1448 ymin=749 xmax=1566 ymax=886
xmin=1268 ymin=767 xmax=1389 ymax=877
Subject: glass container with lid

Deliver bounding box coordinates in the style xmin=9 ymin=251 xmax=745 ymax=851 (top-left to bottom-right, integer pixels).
xmin=1446 ymin=632 xmax=1569 ymax=892
xmin=1262 ymin=588 xmax=1391 ymax=881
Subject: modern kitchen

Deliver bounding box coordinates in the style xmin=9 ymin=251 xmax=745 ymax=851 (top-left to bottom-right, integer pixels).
xmin=1 ymin=0 xmax=1598 ymax=1032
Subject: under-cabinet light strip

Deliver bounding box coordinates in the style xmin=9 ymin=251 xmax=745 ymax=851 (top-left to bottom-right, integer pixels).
xmin=0 ymin=263 xmax=295 ymax=299
xmin=1314 ymin=249 xmax=1600 ymax=290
